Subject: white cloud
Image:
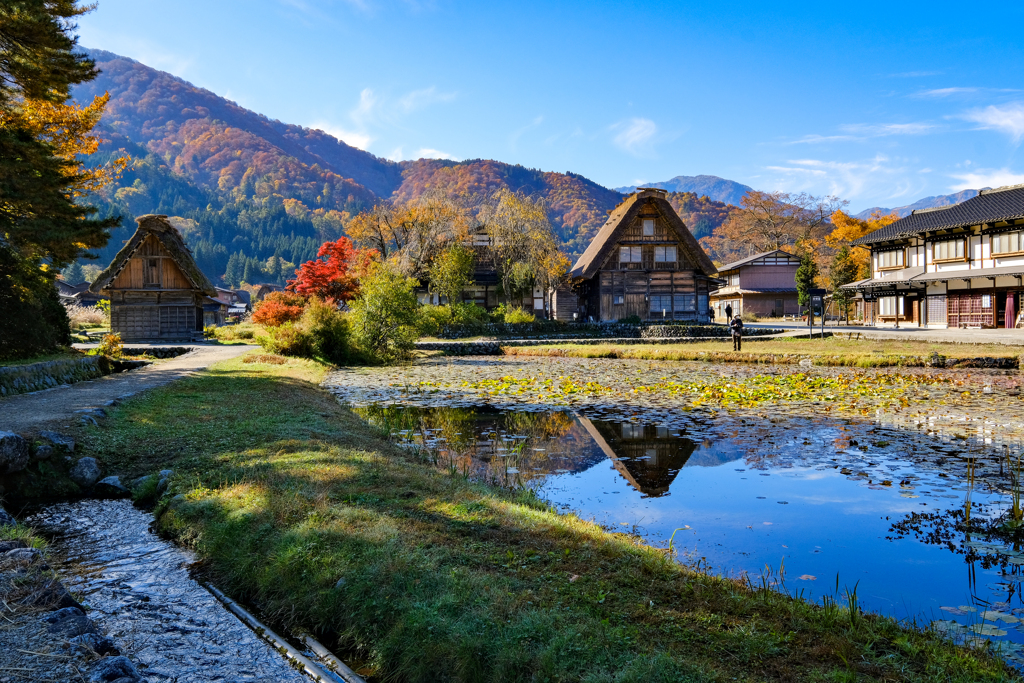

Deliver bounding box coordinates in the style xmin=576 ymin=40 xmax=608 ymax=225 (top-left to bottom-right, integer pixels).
xmin=610 ymin=118 xmax=658 ymax=156
xmin=415 ymin=148 xmax=458 ymax=160
xmin=949 ymin=168 xmax=1024 ymax=191
xmin=764 ymin=155 xmax=923 ymax=203
xmin=961 ymin=102 xmax=1024 ymax=142
xmin=387 ymin=147 xmax=404 ymax=162
xmin=309 ymin=121 xmax=372 ymax=150
xmin=350 ymin=88 xmax=381 ymax=128
xmin=786 ymin=122 xmax=935 ymax=145
xmin=915 ymin=87 xmax=979 ymax=98
xmin=399 ymin=86 xmax=457 ymax=112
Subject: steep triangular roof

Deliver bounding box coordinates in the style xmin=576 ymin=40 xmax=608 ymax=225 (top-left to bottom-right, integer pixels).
xmin=570 ymin=189 xmax=717 ymax=279
xmin=90 ymin=214 xmax=217 ymax=295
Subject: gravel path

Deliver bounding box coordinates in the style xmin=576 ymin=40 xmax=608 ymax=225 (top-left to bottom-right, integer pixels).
xmin=0 ymin=345 xmax=256 ymax=436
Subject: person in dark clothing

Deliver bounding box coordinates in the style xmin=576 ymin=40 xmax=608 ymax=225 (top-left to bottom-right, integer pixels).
xmin=729 ymin=315 xmax=743 ymax=351
xmin=708 ymin=305 xmax=715 ymax=322
xmin=725 ymin=304 xmax=733 ymax=320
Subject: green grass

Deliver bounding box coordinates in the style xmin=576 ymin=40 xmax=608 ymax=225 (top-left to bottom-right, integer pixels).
xmin=0 ymin=348 xmax=83 ymax=367
xmin=504 ymin=336 xmax=1022 ymax=367
xmin=74 ymin=353 xmax=1019 ymax=682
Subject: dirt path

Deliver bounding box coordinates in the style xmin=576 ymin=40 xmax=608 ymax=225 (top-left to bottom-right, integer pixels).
xmin=0 ymin=345 xmax=256 ymax=435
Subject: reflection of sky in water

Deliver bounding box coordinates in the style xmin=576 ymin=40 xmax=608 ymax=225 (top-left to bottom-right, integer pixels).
xmin=366 ymin=403 xmax=1024 ymax=663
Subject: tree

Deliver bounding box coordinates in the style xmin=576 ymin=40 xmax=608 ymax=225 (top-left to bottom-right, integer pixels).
xmin=826 ymin=210 xmax=899 ymax=280
xmin=796 ymin=252 xmax=819 ymax=309
xmin=288 ymin=237 xmax=372 ymax=303
xmin=346 ymin=191 xmax=468 ymax=279
xmin=829 ymin=246 xmax=860 ymax=324
xmin=481 ymin=188 xmax=560 ymax=310
xmin=699 ymin=190 xmax=846 ymax=265
xmin=225 ymin=252 xmax=242 ymax=287
xmin=427 ymin=243 xmax=474 ymax=306
xmin=62 ymin=260 xmax=83 ymax=284
xmin=349 ymin=261 xmax=420 ymax=364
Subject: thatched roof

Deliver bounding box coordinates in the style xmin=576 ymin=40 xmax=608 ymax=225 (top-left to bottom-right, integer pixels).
xmin=570 ymin=189 xmax=717 ymax=279
xmin=89 ymin=215 xmax=217 ymax=295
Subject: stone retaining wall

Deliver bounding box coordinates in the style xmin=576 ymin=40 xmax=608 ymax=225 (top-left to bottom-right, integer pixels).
xmin=123 ymin=346 xmax=193 ymax=359
xmin=0 ymin=355 xmax=153 ymax=397
xmin=439 ymin=321 xmax=783 ymax=340
xmin=416 ymin=334 xmax=785 ymax=356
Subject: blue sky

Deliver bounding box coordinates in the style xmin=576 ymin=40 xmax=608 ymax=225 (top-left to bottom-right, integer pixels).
xmin=78 ymin=0 xmax=1024 ymax=212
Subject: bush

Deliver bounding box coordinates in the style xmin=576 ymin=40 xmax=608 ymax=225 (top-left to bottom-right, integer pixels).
xmin=350 ymin=262 xmax=420 ymax=364
xmin=97 ymin=332 xmax=123 ymax=358
xmin=619 ymin=315 xmax=642 ymax=325
xmin=252 ymin=291 xmax=307 ymax=327
xmin=300 ymin=298 xmax=353 ymax=364
xmin=255 ymin=323 xmax=314 ymax=358
xmin=416 ymin=305 xmax=451 ymax=337
xmin=214 ymin=323 xmax=258 ymax=341
xmin=741 ymin=312 xmax=759 ymax=322
xmin=503 ymin=307 xmax=535 ymax=324
xmin=0 ymin=246 xmax=71 ymax=361
xmin=64 ymin=303 xmax=105 ymax=329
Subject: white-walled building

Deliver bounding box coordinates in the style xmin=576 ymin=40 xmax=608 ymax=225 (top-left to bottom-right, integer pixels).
xmin=846 ymin=184 xmax=1024 ymax=328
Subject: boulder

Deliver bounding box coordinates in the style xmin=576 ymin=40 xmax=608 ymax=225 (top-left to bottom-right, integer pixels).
xmin=24 ymin=579 xmax=82 ymax=610
xmin=0 ymin=431 xmax=30 ymax=474
xmin=94 ymin=476 xmax=130 ymax=498
xmin=39 ymin=430 xmax=75 ymax=452
xmin=156 ymin=477 xmax=170 ymax=495
xmin=88 ymin=655 xmax=143 ymax=682
xmin=34 ymin=444 xmax=54 ymax=460
xmin=44 ymin=606 xmax=98 ymax=638
xmin=159 ymin=469 xmax=174 ymax=478
xmin=5 ymin=547 xmax=44 ymax=565
xmin=67 ymin=633 xmax=120 ymax=656
xmin=0 ymin=539 xmax=27 ymax=552
xmin=0 ymin=506 xmax=16 ymax=528
xmin=70 ymin=457 xmax=102 ymax=489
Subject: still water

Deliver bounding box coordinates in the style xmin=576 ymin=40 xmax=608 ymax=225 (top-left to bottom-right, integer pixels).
xmin=353 ymin=400 xmax=1024 ymax=662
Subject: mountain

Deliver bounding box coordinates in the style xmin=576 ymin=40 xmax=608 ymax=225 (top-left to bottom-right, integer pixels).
xmin=853 ymin=189 xmax=981 ymax=220
xmin=71 ymin=50 xmax=736 ymax=285
xmin=615 ymin=175 xmax=754 ymax=207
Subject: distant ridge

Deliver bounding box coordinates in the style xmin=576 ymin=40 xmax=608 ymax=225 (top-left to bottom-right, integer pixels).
xmin=615 ymin=175 xmax=754 ymax=207
xmin=854 ymin=189 xmax=982 ymax=220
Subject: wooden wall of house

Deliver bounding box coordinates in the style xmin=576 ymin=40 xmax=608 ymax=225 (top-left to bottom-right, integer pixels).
xmin=110 ymin=235 xmax=192 ymax=290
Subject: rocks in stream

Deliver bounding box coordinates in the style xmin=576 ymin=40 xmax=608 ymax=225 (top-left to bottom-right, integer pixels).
xmin=0 ymin=430 xmax=30 ymax=474
xmin=94 ymin=476 xmax=131 ymax=498
xmin=67 ymin=632 xmax=121 ymax=656
xmin=44 ymin=606 xmax=99 ymax=637
xmin=88 ymin=655 xmax=145 ymax=682
xmin=70 ymin=456 xmax=102 ymax=489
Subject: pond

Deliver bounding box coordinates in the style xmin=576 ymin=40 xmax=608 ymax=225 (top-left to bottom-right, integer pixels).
xmin=325 ymin=355 xmax=1024 ymax=664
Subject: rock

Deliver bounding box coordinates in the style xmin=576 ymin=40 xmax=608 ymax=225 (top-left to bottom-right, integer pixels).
xmin=0 ymin=430 xmax=30 ymax=474
xmin=74 ymin=407 xmax=107 ymax=419
xmin=5 ymin=547 xmax=43 ymax=564
xmin=39 ymin=430 xmax=75 ymax=452
xmin=88 ymin=655 xmax=143 ymax=682
xmin=81 ymin=415 xmax=99 ymax=427
xmin=25 ymin=579 xmax=82 ymax=610
xmin=67 ymin=633 xmax=120 ymax=656
xmin=156 ymin=477 xmax=169 ymax=495
xmin=0 ymin=539 xmax=27 ymax=552
xmin=158 ymin=469 xmax=174 ymax=478
xmin=44 ymin=607 xmax=98 ymax=638
xmin=0 ymin=506 xmax=16 ymax=528
xmin=70 ymin=457 xmax=102 ymax=488
xmin=34 ymin=443 xmax=54 ymax=460
xmin=93 ymin=476 xmax=130 ymax=498
xmin=130 ymin=475 xmax=151 ymax=491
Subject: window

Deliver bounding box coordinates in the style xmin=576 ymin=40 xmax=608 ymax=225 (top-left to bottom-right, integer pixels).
xmin=642 ymin=219 xmax=655 ymax=236
xmin=654 ymin=246 xmax=676 ymax=262
xmin=993 ymin=231 xmax=1024 ymax=255
xmin=932 ymin=238 xmax=966 ymax=262
xmin=143 ymin=258 xmax=160 ymax=287
xmin=650 ymin=294 xmax=673 ymax=314
xmin=674 ymin=294 xmax=696 ymax=312
xmin=533 ymin=298 xmax=544 ymax=310
xmin=698 ymin=293 xmax=708 ymax=314
xmin=619 ymin=246 xmax=642 ymax=263
xmin=613 ymin=294 xmax=624 ymax=305
xmin=877 ymin=249 xmax=904 ymax=270
xmin=728 ymin=273 xmax=740 ymax=286
xmin=775 ymin=299 xmax=784 ymax=315
xmin=621 ymin=423 xmax=644 ymax=439
xmin=982 ymin=294 xmax=992 ymax=309
xmin=879 ymin=296 xmax=904 ymax=316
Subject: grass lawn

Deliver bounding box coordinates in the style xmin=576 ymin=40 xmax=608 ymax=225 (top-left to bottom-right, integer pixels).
xmin=77 ymin=352 xmax=1018 ymax=682
xmin=504 ymin=336 xmax=1022 ymax=367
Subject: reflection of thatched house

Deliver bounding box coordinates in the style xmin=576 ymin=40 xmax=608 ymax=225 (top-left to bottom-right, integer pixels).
xmin=580 ymin=417 xmax=696 ymax=497
xmin=570 ymin=188 xmax=721 ymax=322
xmin=89 ymin=215 xmax=216 ymax=340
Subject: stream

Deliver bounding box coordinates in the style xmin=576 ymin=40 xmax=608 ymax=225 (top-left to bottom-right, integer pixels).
xmin=26 ymin=500 xmax=338 ymax=683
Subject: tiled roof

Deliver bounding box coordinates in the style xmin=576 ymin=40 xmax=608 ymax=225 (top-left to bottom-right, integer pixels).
xmin=912 ymin=264 xmax=1024 ymax=282
xmin=852 ymin=185 xmax=1024 ymax=246
xmin=718 ymin=249 xmax=798 ymax=272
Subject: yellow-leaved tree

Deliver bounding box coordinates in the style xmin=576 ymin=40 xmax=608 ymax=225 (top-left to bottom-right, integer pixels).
xmin=826 ymin=210 xmax=900 ymax=279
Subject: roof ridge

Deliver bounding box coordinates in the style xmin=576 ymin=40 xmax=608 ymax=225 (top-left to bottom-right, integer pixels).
xmin=979 ymin=183 xmax=1024 ymax=196
xmin=910 ymin=204 xmax=956 ymax=215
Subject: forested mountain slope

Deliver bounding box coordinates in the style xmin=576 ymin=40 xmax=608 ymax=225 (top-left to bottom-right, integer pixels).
xmin=75 ymin=50 xmax=734 ymax=285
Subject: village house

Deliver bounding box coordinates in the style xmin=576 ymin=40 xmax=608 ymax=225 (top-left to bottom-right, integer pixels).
xmin=846 ymin=184 xmax=1024 ymax=328
xmin=568 ymin=188 xmax=721 ymax=322
xmin=709 ymin=249 xmax=801 ymax=320
xmin=89 ymin=214 xmax=218 ymax=340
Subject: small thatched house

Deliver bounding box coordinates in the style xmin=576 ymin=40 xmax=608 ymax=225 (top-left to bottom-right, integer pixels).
xmin=89 ymin=215 xmax=217 ymax=340
xmin=569 ymin=188 xmax=721 ymax=322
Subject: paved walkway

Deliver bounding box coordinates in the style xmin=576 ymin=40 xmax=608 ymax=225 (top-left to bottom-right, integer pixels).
xmin=747 ymin=322 xmax=1024 ymax=346
xmin=0 ymin=345 xmax=256 ymax=435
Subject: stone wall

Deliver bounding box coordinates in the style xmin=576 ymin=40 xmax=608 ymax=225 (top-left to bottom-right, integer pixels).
xmin=0 ymin=355 xmax=153 ymax=397
xmin=416 ymin=333 xmax=785 ymax=356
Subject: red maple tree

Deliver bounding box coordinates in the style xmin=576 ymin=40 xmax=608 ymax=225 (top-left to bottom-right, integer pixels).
xmin=288 ymin=237 xmax=375 ymax=303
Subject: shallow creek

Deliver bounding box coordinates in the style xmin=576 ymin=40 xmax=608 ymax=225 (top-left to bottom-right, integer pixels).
xmin=326 ymin=356 xmax=1024 ymax=664
xmin=27 ymin=500 xmax=335 ymax=683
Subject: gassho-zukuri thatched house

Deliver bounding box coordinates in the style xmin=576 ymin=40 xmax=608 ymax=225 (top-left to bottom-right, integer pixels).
xmin=89 ymin=215 xmax=217 ymax=341
xmin=568 ymin=188 xmax=722 ymax=322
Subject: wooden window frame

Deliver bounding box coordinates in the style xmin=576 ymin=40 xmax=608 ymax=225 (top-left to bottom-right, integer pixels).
xmin=642 ymin=219 xmax=655 ymax=236
xmin=654 ymin=246 xmax=677 ymax=263
xmin=931 ymin=238 xmax=967 ymax=264
xmin=876 ymin=248 xmax=905 ymax=271
xmin=992 ymin=230 xmax=1024 ymax=257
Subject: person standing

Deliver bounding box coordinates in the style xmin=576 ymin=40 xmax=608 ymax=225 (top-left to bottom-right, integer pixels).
xmin=725 ymin=303 xmax=733 ymax=320
xmin=729 ymin=315 xmax=743 ymax=351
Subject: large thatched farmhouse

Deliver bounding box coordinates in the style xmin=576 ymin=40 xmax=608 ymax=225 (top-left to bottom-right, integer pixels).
xmin=90 ymin=215 xmax=217 ymax=341
xmin=569 ymin=188 xmax=721 ymax=322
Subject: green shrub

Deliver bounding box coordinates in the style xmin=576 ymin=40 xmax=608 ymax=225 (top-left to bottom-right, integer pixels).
xmin=215 ymin=323 xmax=258 ymax=341
xmin=503 ymin=307 xmax=535 ymax=324
xmin=97 ymin=332 xmax=123 ymax=358
xmin=741 ymin=312 xmax=759 ymax=323
xmin=350 ymin=262 xmax=420 ymax=364
xmin=0 ymin=246 xmax=71 ymax=361
xmin=416 ymin=304 xmax=451 ymax=337
xmin=256 ymin=323 xmax=314 ymax=358
xmin=300 ymin=298 xmax=353 ymax=364
xmin=452 ymin=302 xmax=490 ymax=325
xmin=619 ymin=315 xmax=642 ymax=325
